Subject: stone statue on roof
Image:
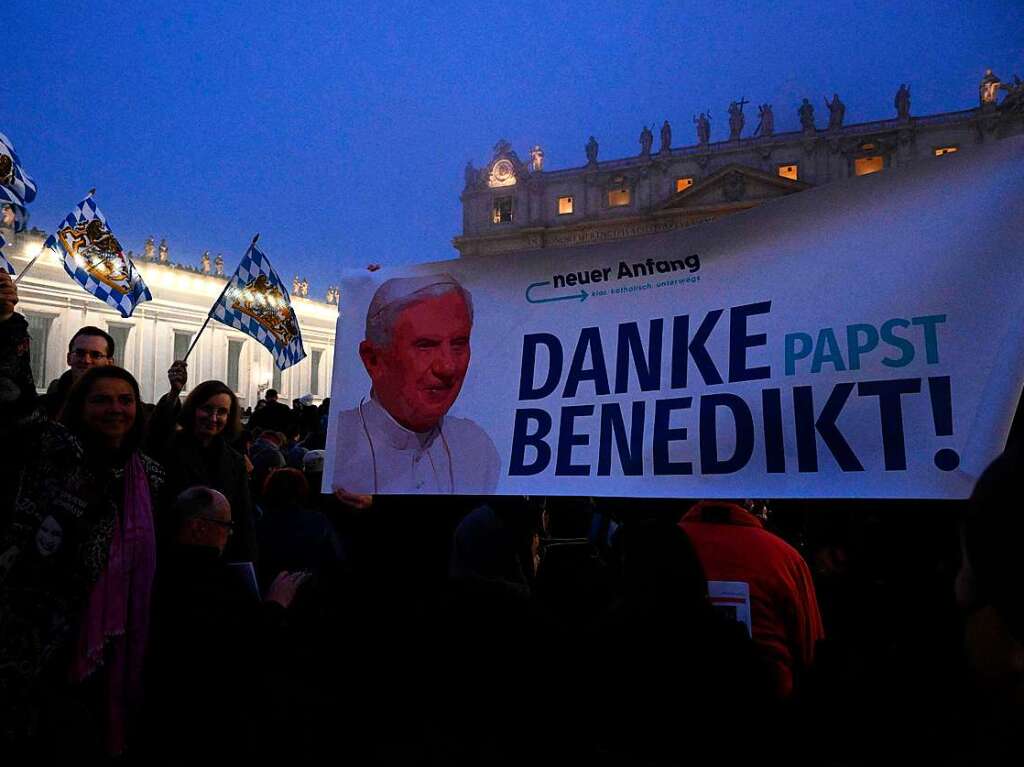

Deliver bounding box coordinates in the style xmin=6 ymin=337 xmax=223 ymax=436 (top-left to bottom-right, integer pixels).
xmin=144 ymin=236 xmax=155 ymax=260
xmin=693 ymin=112 xmax=711 ymax=146
xmin=825 ymin=93 xmax=845 ymax=129
xmin=639 ymin=125 xmax=653 ymax=157
xmin=895 ymin=83 xmax=911 ymax=120
xmin=728 ymin=99 xmax=747 ymax=140
xmin=530 ymin=145 xmax=544 ymax=172
xmin=980 ymin=69 xmax=1001 ymax=105
xmin=799 ymin=98 xmax=815 ymax=132
xmin=214 ymin=253 xmax=224 ymax=276
xmin=201 ymin=251 xmax=211 ymax=274
xmin=754 ymin=103 xmax=774 ymax=137
xmin=585 ymin=136 xmax=599 ymax=165
xmin=158 ymin=238 xmax=169 ymax=263
xmin=660 ymin=120 xmax=671 ymax=153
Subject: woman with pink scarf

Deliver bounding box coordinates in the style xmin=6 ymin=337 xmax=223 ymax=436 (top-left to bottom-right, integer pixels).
xmin=0 ymin=359 xmax=163 ymax=760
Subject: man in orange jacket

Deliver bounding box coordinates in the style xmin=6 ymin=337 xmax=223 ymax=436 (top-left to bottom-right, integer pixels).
xmin=680 ymin=499 xmax=824 ymax=698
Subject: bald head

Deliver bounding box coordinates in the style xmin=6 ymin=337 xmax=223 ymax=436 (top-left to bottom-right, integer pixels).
xmin=173 ymin=487 xmax=232 ymax=553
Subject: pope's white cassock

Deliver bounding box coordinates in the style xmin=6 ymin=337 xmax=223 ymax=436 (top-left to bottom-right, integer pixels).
xmin=331 ymin=395 xmax=500 ymax=494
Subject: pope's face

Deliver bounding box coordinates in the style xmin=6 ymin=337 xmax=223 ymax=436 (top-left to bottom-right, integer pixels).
xmin=361 ymin=291 xmax=472 ymax=432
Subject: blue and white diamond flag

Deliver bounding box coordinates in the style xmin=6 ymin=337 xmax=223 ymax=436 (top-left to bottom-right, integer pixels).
xmin=0 ymin=232 xmax=14 ymax=275
xmin=44 ymin=193 xmax=152 ymax=318
xmin=0 ymin=185 xmax=29 ymax=233
xmin=0 ymin=131 xmax=37 ymax=204
xmin=211 ymin=240 xmax=306 ymax=370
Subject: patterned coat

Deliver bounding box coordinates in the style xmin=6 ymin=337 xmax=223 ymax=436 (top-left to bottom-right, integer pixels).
xmin=0 ymin=422 xmax=164 ymax=739
xmin=0 ymin=312 xmax=40 ymax=531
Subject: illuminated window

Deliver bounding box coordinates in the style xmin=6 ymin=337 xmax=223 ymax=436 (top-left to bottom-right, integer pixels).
xmin=227 ymin=339 xmax=244 ymax=392
xmin=558 ymin=196 xmax=574 ymax=215
xmin=777 ymin=164 xmax=798 ymax=181
xmin=24 ymin=313 xmax=53 ymax=386
xmin=854 ymin=156 xmax=885 ymax=176
xmin=310 ymin=349 xmax=322 ymax=396
xmin=173 ymin=331 xmax=193 ymax=364
xmin=492 ymin=197 xmax=513 ymax=224
xmin=934 ymin=146 xmax=959 ymax=157
xmin=675 ymin=177 xmax=694 ymax=193
xmin=108 ymin=324 xmax=131 ymax=368
xmin=608 ymin=188 xmax=630 ymax=207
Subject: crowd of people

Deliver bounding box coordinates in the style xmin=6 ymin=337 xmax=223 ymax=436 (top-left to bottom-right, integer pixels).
xmin=1 ymin=268 xmax=1021 ymax=765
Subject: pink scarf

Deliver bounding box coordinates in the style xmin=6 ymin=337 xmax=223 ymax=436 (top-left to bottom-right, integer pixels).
xmin=69 ymin=452 xmax=157 ymax=756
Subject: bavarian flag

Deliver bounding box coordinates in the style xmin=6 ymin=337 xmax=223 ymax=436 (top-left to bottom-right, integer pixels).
xmin=211 ymin=238 xmax=306 ymax=370
xmin=0 ymin=185 xmax=30 ymax=233
xmin=1 ymin=232 xmax=14 ymax=275
xmin=44 ymin=192 xmax=153 ymax=318
xmin=0 ymin=131 xmax=37 ymax=204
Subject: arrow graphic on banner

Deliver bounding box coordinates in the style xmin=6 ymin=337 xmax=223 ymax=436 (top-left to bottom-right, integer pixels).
xmin=526 ymin=281 xmax=589 ymax=304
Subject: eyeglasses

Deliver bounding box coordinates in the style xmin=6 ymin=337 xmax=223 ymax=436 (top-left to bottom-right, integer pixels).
xmin=198 ymin=517 xmax=234 ymax=535
xmin=71 ymin=349 xmax=111 ymax=362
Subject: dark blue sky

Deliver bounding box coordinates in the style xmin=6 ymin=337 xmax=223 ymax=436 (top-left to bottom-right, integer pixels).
xmin=6 ymin=1 xmax=1022 ymax=296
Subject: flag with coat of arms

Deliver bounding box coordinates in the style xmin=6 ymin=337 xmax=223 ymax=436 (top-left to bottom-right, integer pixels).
xmin=0 ymin=131 xmax=37 ymax=204
xmin=1 ymin=131 xmax=36 ymax=233
xmin=44 ymin=192 xmax=152 ymax=318
xmin=210 ymin=238 xmax=306 ymax=370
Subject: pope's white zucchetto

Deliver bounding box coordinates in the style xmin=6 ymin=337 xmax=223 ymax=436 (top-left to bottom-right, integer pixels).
xmin=364 ymin=273 xmax=474 ymax=345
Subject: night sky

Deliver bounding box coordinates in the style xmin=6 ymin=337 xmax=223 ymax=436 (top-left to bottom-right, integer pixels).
xmin=5 ymin=1 xmax=1022 ymax=297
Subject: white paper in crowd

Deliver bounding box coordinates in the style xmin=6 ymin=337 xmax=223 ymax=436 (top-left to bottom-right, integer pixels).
xmin=324 ymin=136 xmax=1024 ymax=498
xmin=226 ymin=561 xmax=260 ymax=602
xmin=708 ymin=580 xmax=753 ymax=637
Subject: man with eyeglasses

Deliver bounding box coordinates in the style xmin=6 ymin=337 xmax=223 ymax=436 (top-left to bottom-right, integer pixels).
xmin=148 ymin=486 xmax=309 ymax=761
xmin=41 ymin=326 xmax=116 ymax=419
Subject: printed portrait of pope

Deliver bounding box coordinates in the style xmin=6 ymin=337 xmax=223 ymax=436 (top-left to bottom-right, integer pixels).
xmin=331 ymin=274 xmax=499 ymax=494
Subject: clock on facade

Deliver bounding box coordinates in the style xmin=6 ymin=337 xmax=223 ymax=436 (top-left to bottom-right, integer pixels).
xmin=488 ymin=159 xmax=517 ymax=188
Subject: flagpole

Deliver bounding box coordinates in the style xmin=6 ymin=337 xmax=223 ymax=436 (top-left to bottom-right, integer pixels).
xmin=14 ymin=188 xmax=95 ymax=285
xmin=182 ymin=233 xmax=259 ymax=363
xmin=12 ymin=241 xmax=48 ymax=285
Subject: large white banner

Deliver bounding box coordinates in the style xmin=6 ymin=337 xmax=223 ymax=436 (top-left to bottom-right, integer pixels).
xmin=324 ymin=137 xmax=1024 ymax=498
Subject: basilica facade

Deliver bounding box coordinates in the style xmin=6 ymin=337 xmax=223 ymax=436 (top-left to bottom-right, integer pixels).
xmin=2 ymin=230 xmax=337 ymax=407
xmin=455 ymin=74 xmax=1024 ymax=257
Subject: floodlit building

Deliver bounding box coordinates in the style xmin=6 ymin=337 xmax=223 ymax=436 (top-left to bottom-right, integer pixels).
xmin=1 ymin=232 xmax=337 ymax=406
xmin=456 ymin=74 xmax=1023 ymax=257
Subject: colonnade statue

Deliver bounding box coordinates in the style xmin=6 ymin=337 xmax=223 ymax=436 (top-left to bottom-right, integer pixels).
xmin=825 ymin=93 xmax=845 ymax=129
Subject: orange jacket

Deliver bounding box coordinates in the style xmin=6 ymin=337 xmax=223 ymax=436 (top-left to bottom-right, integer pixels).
xmin=680 ymin=500 xmax=825 ymax=698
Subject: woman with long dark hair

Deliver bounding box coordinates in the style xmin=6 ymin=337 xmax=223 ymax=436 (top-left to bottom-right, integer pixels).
xmin=149 ymin=375 xmax=256 ymax=562
xmin=0 ymin=360 xmax=163 ymax=760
